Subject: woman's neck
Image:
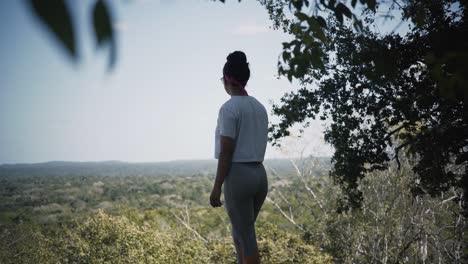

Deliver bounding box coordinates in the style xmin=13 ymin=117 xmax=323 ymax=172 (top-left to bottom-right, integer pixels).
xmin=230 ymin=87 xmax=248 ymax=96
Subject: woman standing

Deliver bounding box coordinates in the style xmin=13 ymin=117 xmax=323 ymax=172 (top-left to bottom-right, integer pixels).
xmin=210 ymin=51 xmax=269 ymax=264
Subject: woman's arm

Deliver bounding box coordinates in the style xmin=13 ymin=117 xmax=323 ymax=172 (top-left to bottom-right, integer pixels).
xmin=210 ymin=135 xmax=235 ymax=207
xmin=214 ymin=135 xmax=236 ymax=187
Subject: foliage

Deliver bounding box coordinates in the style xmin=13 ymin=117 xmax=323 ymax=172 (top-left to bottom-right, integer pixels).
xmin=0 ymin=210 xmax=332 ymax=263
xmin=49 ymin=211 xmax=210 ymax=263
xmin=1 ymin=211 xmax=210 ymax=264
xmin=27 ymin=0 xmax=77 ymax=59
xmin=263 ymin=0 xmax=468 ymax=215
xmin=26 ymin=0 xmax=116 ymax=70
xmin=267 ymin=154 xmax=466 ymax=263
xmin=0 ymin=224 xmax=55 ymax=263
xmin=257 ymin=222 xmax=333 ymax=263
xmin=0 ymin=160 xmax=332 ymax=263
xmin=323 ymin=158 xmax=465 ymax=263
xmin=259 ymin=0 xmax=377 ymax=81
xmin=0 ymin=158 xmax=465 ymax=262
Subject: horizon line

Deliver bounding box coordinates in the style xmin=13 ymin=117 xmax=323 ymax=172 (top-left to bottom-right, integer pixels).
xmin=0 ymin=156 xmax=333 ymax=166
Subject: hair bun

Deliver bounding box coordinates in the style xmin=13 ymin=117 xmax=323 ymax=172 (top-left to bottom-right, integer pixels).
xmin=227 ymin=51 xmax=248 ymax=65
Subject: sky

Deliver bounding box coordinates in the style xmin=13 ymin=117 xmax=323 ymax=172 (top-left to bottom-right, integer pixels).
xmin=0 ymin=0 xmax=339 ymax=164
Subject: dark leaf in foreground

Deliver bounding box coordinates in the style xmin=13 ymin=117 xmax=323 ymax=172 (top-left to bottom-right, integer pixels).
xmin=27 ymin=0 xmax=77 ymax=61
xmin=92 ymin=0 xmax=116 ymax=71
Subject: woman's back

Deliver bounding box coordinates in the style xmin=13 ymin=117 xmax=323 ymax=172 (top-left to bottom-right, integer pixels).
xmin=214 ymin=95 xmax=268 ymax=162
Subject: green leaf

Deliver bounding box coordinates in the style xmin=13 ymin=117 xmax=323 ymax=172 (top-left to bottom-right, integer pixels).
xmin=292 ymin=0 xmax=304 ymax=10
xmin=413 ymin=8 xmax=426 ymax=27
xmin=336 ymin=3 xmax=352 ymax=19
xmin=307 ymin=16 xmax=321 ymax=32
xmin=291 ymin=23 xmax=302 ymax=35
xmin=302 ymin=34 xmax=315 ymax=46
xmin=282 ymin=42 xmax=292 ymax=49
xmin=335 ymin=10 xmax=344 ymax=24
xmin=310 ymin=49 xmax=325 ymax=71
xmin=27 ymin=0 xmax=77 ymax=61
xmin=352 ymin=15 xmax=363 ymax=33
xmin=316 ymin=16 xmax=327 ymax=29
xmin=303 ymin=34 xmax=315 ymax=46
xmin=93 ymin=0 xmax=116 ymax=71
xmin=314 ymin=28 xmax=328 ymax=43
xmin=365 ymin=0 xmax=376 ymax=11
xmin=295 ymin=12 xmax=309 ymax=21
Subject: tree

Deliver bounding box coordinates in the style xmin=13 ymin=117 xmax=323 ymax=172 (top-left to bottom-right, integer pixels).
xmin=262 ymin=0 xmax=468 ymax=216
xmin=267 ymin=152 xmax=465 ymax=263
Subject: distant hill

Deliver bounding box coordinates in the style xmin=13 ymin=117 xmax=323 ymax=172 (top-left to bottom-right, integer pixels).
xmin=0 ymin=157 xmax=332 ymax=178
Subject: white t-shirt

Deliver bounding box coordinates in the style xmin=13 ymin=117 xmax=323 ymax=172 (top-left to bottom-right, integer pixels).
xmin=214 ymin=95 xmax=268 ymax=162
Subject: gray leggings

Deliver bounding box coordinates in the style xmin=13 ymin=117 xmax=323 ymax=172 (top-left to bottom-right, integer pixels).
xmin=223 ymin=162 xmax=268 ymax=262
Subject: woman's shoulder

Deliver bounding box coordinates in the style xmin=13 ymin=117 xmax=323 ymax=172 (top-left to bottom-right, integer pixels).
xmin=220 ymin=98 xmax=235 ymax=110
xmin=220 ymin=96 xmax=265 ymax=113
xmin=218 ymin=100 xmax=238 ymax=118
xmin=246 ymin=96 xmax=267 ymax=111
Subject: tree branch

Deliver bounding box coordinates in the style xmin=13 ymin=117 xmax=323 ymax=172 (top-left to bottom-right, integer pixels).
xmin=289 ymin=158 xmax=327 ymax=215
xmin=171 ymin=206 xmax=207 ymax=243
xmin=266 ymin=196 xmax=305 ymax=232
xmin=393 ymin=141 xmax=411 ymax=170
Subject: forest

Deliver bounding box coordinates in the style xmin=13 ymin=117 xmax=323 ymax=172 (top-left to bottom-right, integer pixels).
xmin=0 ymin=156 xmax=464 ymax=263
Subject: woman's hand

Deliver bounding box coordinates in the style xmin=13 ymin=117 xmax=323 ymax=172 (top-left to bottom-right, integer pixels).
xmin=210 ymin=185 xmax=223 ymax=208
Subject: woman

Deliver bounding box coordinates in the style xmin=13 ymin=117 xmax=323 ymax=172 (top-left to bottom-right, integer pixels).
xmin=210 ymin=51 xmax=269 ymax=264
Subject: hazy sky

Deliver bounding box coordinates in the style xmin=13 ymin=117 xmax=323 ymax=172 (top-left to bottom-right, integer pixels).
xmin=0 ymin=0 xmax=338 ymax=164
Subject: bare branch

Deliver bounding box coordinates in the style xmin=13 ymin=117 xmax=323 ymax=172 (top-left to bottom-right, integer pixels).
xmin=171 ymin=208 xmax=207 ymax=243
xmin=384 ymin=123 xmax=408 ymax=141
xmin=289 ymin=158 xmax=327 ymax=215
xmin=266 ymin=196 xmax=305 ymax=232
xmin=393 ymin=141 xmax=411 ymax=170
